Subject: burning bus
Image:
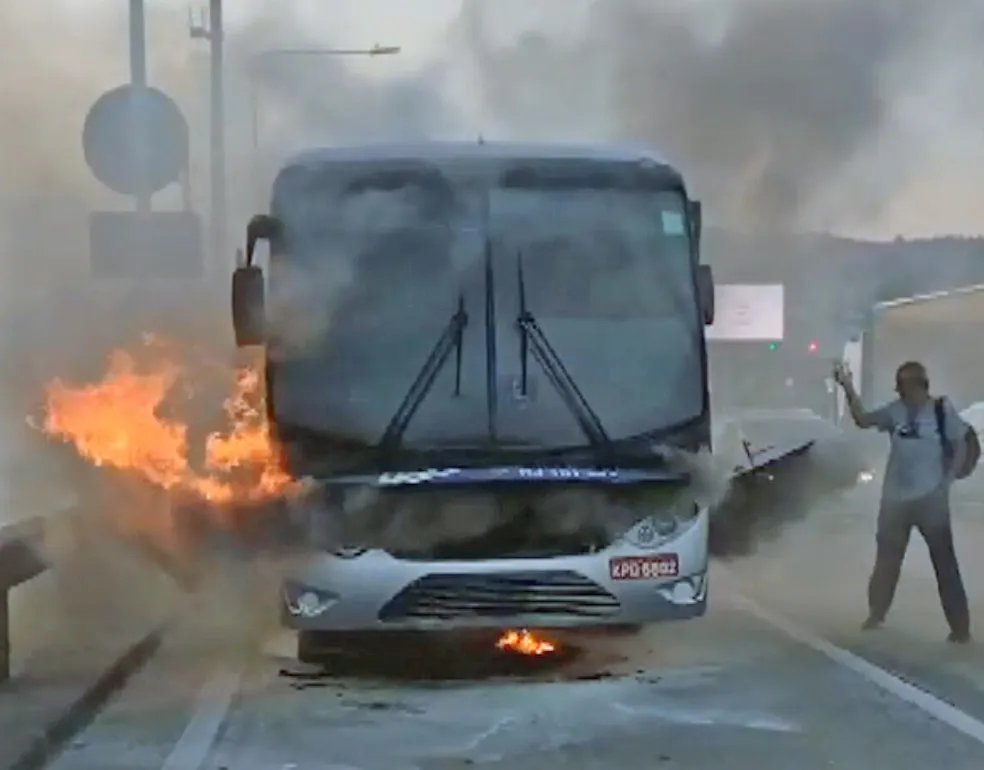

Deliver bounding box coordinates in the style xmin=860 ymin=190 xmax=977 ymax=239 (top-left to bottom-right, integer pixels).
xmin=230 ymin=140 xmax=719 ymax=661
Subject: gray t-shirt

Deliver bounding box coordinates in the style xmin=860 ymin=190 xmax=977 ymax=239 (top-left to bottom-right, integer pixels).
xmin=868 ymin=397 xmax=968 ymax=503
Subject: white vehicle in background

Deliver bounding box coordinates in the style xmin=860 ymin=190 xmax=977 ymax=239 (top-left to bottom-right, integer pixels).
xmin=960 ymin=403 xmax=984 ymax=435
xmin=852 ymin=284 xmax=984 ymax=411
xmin=841 ymin=287 xmax=984 ymax=487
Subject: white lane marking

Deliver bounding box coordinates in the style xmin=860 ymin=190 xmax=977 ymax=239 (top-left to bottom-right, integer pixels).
xmin=458 ymin=716 xmax=517 ymax=753
xmin=160 ymin=664 xmax=244 ymax=770
xmin=735 ymin=594 xmax=984 ymax=745
xmin=612 ymin=701 xmax=799 ymax=732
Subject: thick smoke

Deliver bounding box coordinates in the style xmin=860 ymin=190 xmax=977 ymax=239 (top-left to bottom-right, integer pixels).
xmin=709 ymin=425 xmax=870 ymax=556
xmin=260 ymin=421 xmax=862 ymax=560
xmin=453 ymin=0 xmax=984 ymax=231
xmin=2 ymin=0 xmax=982 ymax=299
xmin=214 ymin=0 xmax=984 ymax=233
xmin=285 ymin=472 xmax=716 ymax=557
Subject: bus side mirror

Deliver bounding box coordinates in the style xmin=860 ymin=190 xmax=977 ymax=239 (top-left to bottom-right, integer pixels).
xmin=233 ymin=214 xmax=282 ymax=347
xmin=245 ymin=214 xmax=282 ymax=266
xmin=698 ymin=264 xmax=715 ymax=325
xmin=232 ymin=255 xmax=265 ymax=347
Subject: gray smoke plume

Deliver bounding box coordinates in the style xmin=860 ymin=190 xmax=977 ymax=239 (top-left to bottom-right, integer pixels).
xmin=284 ymin=469 xmax=714 ymax=557
xmin=3 ymin=0 xmax=982 ymax=287
xmin=709 ymin=414 xmax=869 ymax=555
xmin=452 ymin=0 xmax=984 ymax=231
xmin=259 ymin=425 xmax=861 ymax=561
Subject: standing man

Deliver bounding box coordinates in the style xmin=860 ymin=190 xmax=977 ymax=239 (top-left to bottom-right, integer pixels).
xmin=833 ymin=360 xmax=971 ymax=643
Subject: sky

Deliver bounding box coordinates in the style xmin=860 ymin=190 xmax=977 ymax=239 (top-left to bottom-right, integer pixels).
xmin=5 ymin=0 xmax=984 ymax=240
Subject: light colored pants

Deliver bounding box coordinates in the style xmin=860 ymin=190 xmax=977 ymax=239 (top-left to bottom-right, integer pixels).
xmin=870 ymin=487 xmax=969 ymax=633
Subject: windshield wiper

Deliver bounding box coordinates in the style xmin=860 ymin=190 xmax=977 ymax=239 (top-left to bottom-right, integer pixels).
xmin=515 ymin=252 xmax=611 ymax=450
xmin=484 ymin=235 xmax=498 ymax=441
xmin=377 ymin=294 xmax=468 ymax=453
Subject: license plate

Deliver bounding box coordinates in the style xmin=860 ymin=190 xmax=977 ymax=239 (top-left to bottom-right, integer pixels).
xmin=609 ymin=554 xmax=679 ymax=580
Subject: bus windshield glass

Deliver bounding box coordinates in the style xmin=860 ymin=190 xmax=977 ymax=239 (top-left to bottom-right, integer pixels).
xmin=266 ymin=156 xmax=705 ymax=449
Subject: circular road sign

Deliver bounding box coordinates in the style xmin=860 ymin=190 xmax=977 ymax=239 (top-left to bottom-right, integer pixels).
xmin=82 ymin=84 xmax=189 ymax=197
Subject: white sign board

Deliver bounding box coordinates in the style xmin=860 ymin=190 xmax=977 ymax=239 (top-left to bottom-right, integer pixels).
xmin=836 ymin=336 xmax=863 ymax=422
xmin=706 ymin=283 xmax=784 ymax=341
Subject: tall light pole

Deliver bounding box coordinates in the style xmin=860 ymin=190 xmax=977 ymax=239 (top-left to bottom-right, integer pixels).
xmin=129 ymin=0 xmax=150 ymax=214
xmin=189 ymin=1 xmax=225 ymax=272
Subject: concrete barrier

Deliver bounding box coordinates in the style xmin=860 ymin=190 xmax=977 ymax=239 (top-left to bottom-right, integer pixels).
xmin=0 ymin=518 xmax=51 ymax=683
xmin=0 ymin=513 xmax=187 ymax=770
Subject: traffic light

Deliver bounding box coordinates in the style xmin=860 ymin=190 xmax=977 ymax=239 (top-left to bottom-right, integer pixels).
xmin=768 ymin=342 xmax=780 ymax=351
xmin=807 ymin=340 xmax=819 ymax=353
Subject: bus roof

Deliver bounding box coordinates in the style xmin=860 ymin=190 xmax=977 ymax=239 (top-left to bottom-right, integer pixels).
xmin=278 ymin=140 xmax=678 ymax=174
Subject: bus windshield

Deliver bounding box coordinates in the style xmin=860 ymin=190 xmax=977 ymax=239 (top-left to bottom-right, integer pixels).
xmin=266 ymin=158 xmax=705 ymax=450
xmin=486 ymin=184 xmax=702 ymax=444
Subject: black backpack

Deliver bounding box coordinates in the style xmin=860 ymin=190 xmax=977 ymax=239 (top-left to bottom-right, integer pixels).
xmin=934 ymin=398 xmax=981 ymax=480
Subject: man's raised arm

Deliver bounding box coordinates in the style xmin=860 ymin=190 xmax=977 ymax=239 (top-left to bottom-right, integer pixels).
xmin=834 ymin=363 xmax=892 ymax=431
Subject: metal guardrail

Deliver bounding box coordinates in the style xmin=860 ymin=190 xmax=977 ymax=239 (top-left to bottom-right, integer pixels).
xmin=0 ymin=518 xmax=50 ymax=682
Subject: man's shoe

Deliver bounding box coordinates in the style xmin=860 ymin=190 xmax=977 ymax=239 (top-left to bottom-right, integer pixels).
xmin=862 ymin=616 xmax=883 ymax=631
xmin=947 ymin=629 xmax=972 ymax=644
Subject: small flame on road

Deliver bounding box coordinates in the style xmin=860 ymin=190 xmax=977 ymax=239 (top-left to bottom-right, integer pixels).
xmin=496 ymin=629 xmax=556 ymax=656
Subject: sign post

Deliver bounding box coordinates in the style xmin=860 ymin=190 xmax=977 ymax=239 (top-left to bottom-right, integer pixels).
xmin=83 ymin=85 xmax=190 ymax=198
xmin=210 ymin=0 xmax=226 ymax=271
xmin=82 ymin=85 xmax=202 ymax=278
xmin=129 ymin=0 xmax=150 ymax=214
xmin=189 ymin=0 xmax=228 ymax=273
xmin=81 ymin=0 xmax=203 ymax=279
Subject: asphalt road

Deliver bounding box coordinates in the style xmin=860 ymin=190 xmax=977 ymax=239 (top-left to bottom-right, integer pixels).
xmin=42 ymin=484 xmax=984 ymax=770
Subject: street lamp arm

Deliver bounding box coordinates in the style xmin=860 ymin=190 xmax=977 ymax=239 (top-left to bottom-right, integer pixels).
xmin=253 ymin=45 xmax=401 ymax=61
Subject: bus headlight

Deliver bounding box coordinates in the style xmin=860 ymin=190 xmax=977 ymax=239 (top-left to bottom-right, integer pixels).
xmin=623 ymin=501 xmax=700 ymax=548
xmin=283 ymin=583 xmax=337 ymax=618
xmin=332 ymin=546 xmax=368 ymax=559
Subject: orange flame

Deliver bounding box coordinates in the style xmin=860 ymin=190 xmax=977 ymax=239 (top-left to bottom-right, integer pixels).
xmin=37 ymin=335 xmax=295 ymax=507
xmin=496 ymin=629 xmax=557 ymax=656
